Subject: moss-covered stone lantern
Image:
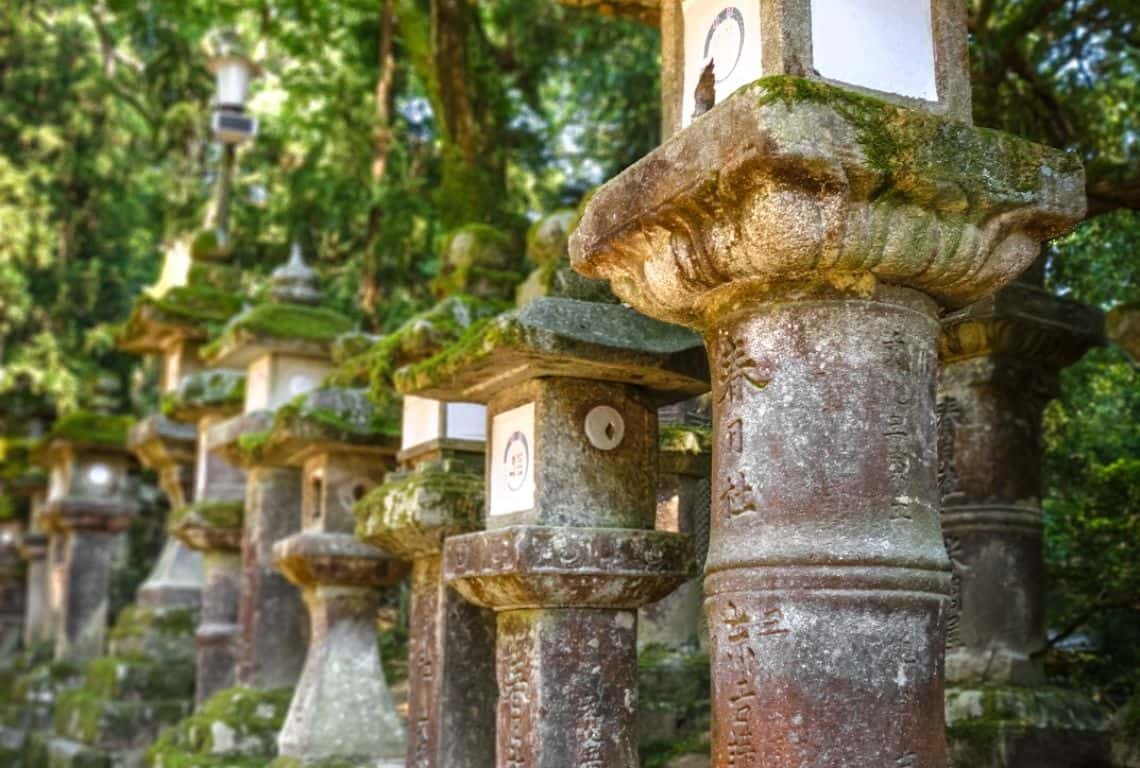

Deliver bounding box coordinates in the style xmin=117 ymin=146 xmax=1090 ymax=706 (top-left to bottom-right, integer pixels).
xmin=242 ymin=387 xmax=408 ymax=767
xmin=571 ymin=5 xmax=1086 ymax=760
xmin=36 ymin=412 xmax=137 ymax=662
xmin=205 ymin=244 xmax=353 ymax=691
xmin=938 ymin=282 xmax=1111 ymax=765
xmin=356 ymin=393 xmax=496 ymax=768
xmin=397 ymin=282 xmax=707 ymax=767
xmin=165 ymin=369 xmax=247 ymax=705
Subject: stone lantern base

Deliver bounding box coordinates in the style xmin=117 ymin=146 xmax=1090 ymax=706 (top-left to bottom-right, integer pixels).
xmin=946 ymin=685 xmax=1112 ymax=768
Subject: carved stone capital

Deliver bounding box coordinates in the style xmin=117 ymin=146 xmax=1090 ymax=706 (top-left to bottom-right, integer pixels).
xmin=273 ymin=531 xmax=408 ymax=590
xmin=443 ymin=525 xmax=692 ymax=611
xmin=940 ymin=283 xmax=1104 ymax=368
xmin=571 ymin=77 xmax=1085 ymax=329
xmin=355 ymin=459 xmax=484 ymax=560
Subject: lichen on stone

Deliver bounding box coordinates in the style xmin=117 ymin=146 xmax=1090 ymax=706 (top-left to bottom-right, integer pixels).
xmin=755 ymin=76 xmax=1083 ymax=203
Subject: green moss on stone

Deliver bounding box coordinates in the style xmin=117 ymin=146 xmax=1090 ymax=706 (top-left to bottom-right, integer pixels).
xmin=145 ymin=686 xmax=293 ymax=767
xmin=659 ymin=425 xmax=712 ymax=454
xmin=275 ymin=388 xmax=400 ymax=444
xmin=356 ymin=461 xmax=484 ymax=555
xmin=169 ymin=500 xmax=244 ymax=533
xmin=756 ymin=76 xmax=1081 ymax=202
xmin=204 ymin=303 xmax=354 ymax=359
xmin=235 ymin=430 xmax=271 ymax=462
xmin=161 ymin=371 xmax=245 ymax=420
xmin=49 ymin=412 xmax=133 ymax=449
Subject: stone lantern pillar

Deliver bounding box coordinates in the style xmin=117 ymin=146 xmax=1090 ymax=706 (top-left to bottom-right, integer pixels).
xmin=356 ymin=395 xmax=498 ymax=768
xmin=396 ymin=292 xmax=705 ymax=767
xmin=115 ymin=239 xmax=248 ymax=616
xmin=249 ymin=387 xmax=407 ymax=767
xmin=37 ymin=413 xmax=139 ymax=662
xmin=127 ymin=416 xmax=202 ymax=609
xmin=0 ymin=520 xmax=26 ymax=650
xmin=205 ymin=244 xmax=353 ymax=690
xmin=15 ymin=479 xmax=51 ymax=649
xmin=166 ymin=369 xmax=248 ymax=705
xmin=938 ymin=283 xmax=1110 ymax=765
xmin=569 ymin=6 xmax=1086 ymax=760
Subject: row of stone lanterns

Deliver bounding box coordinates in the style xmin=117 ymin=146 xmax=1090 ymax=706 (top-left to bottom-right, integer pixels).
xmin=0 ymin=5 xmax=1124 ymax=768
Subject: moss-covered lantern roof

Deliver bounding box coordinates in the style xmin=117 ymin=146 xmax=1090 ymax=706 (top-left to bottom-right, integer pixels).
xmin=232 ymin=387 xmax=399 ymax=467
xmin=41 ymin=411 xmax=134 ymax=454
xmin=393 ymin=296 xmax=710 ymax=406
xmin=204 ymin=245 xmax=354 ymax=368
xmin=161 ymin=370 xmax=247 ymax=424
xmin=116 ymin=256 xmax=244 ymax=355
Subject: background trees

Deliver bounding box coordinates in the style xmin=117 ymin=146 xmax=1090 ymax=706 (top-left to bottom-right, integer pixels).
xmin=0 ymin=0 xmax=1136 ymax=709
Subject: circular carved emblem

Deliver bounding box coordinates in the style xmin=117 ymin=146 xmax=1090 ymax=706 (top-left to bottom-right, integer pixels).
xmin=703 ymin=7 xmax=746 ymax=84
xmin=503 ymin=431 xmax=530 ymax=492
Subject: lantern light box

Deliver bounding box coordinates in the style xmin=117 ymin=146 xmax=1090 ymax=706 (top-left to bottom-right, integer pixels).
xmin=667 ymin=0 xmax=966 ymax=132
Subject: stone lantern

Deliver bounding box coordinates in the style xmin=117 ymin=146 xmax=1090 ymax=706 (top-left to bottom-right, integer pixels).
xmin=938 ymin=282 xmax=1110 ymax=765
xmin=165 ymin=369 xmax=247 ymax=705
xmin=356 ymin=394 xmax=497 ymax=768
xmin=395 ymin=289 xmax=706 ymax=767
xmin=570 ymin=7 xmax=1085 ymax=763
xmin=249 ymin=387 xmax=407 ymax=767
xmin=205 ymin=243 xmax=353 ymax=690
xmin=37 ymin=412 xmax=138 ymax=662
xmin=5 ymin=464 xmax=51 ymax=649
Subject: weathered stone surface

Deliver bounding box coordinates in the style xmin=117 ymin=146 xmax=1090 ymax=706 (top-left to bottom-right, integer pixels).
xmin=356 ymin=459 xmax=484 ymax=559
xmin=945 ymin=686 xmax=1112 ymax=768
xmin=570 ymin=77 xmax=1086 ymax=324
xmin=237 ymin=464 xmax=305 ymax=690
xmin=516 ymin=210 xmax=616 ymax=307
xmin=938 ymin=286 xmax=1108 ymax=765
xmin=641 ymin=422 xmax=711 ymax=651
xmin=272 ymin=534 xmax=406 ymax=767
xmin=570 ymin=70 xmax=1085 ymax=768
xmin=446 ymin=525 xmax=691 ymax=610
xmin=358 ymin=449 xmax=495 ymax=768
xmin=496 ymin=607 xmax=640 ymax=767
xmin=395 ymin=297 xmax=709 ymax=405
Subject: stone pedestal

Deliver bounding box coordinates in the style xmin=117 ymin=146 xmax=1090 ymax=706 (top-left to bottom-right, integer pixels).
xmin=38 ymin=428 xmax=139 ymax=663
xmin=251 ymin=386 xmax=407 ymax=767
xmin=398 ymin=295 xmax=706 ymax=768
xmin=20 ymin=530 xmax=50 ymax=648
xmin=166 ymin=369 xmax=248 ymax=705
xmin=570 ymin=77 xmax=1084 ymax=767
xmin=358 ymin=450 xmax=497 ymax=768
xmin=939 ymin=284 xmax=1110 ymax=766
xmin=204 ymin=246 xmax=353 ymax=693
xmin=211 ymin=411 xmax=308 ymax=690
xmin=129 ymin=414 xmax=203 ymax=611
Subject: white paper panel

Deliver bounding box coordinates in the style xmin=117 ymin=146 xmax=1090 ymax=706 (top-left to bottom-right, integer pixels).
xmin=811 ymin=0 xmax=938 ymax=101
xmin=401 ymin=395 xmax=443 ymax=450
xmin=445 ymin=402 xmax=487 ymax=442
xmin=682 ymin=0 xmax=763 ymax=128
xmin=489 ymin=402 xmax=536 ymax=517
